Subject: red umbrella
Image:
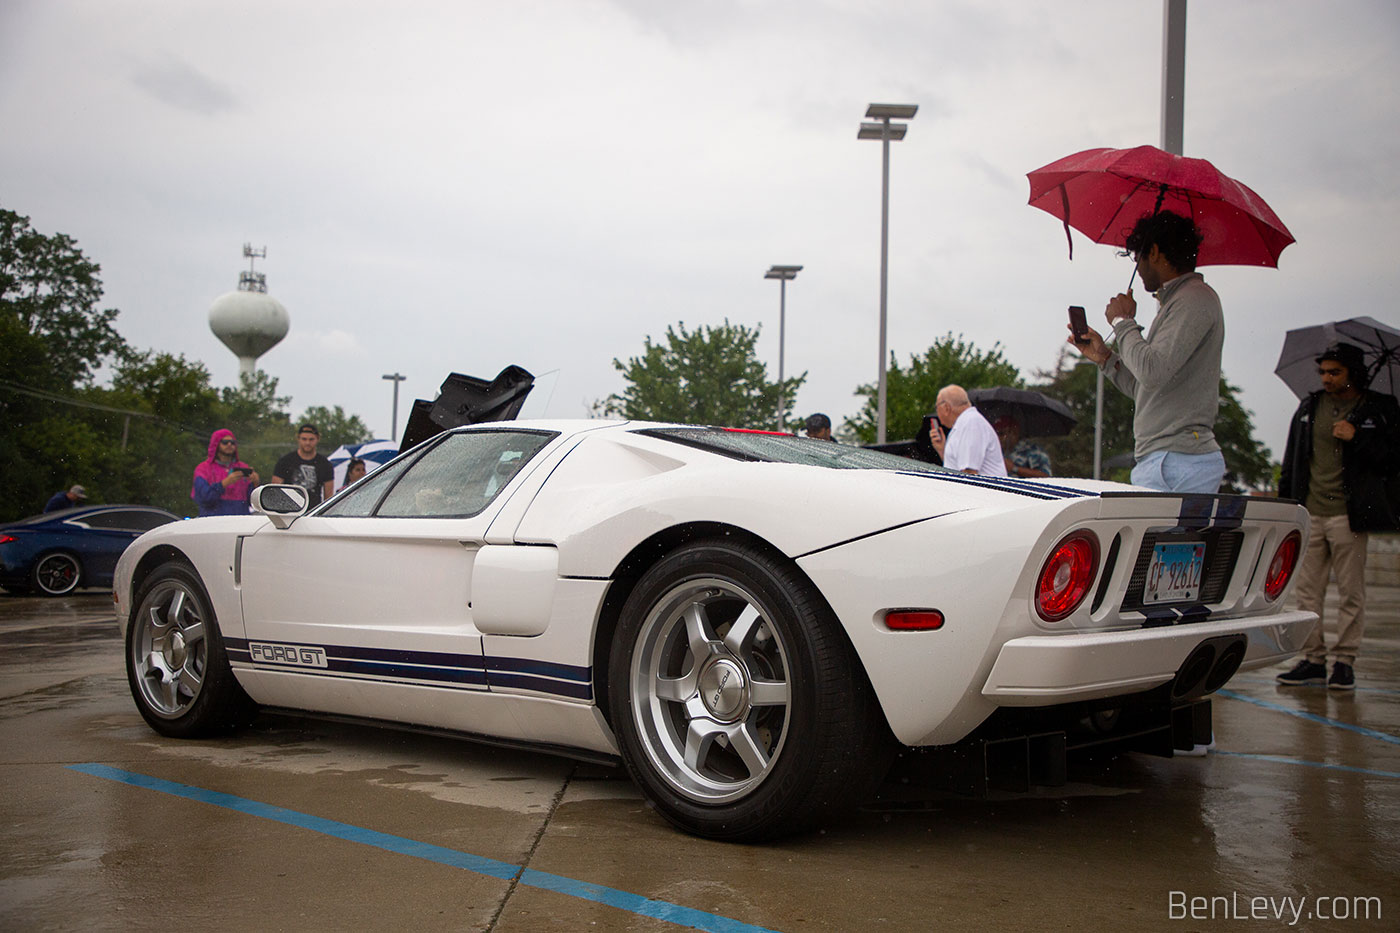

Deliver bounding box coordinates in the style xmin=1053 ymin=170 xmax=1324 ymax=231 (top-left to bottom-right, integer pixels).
xmin=1026 ymin=145 xmax=1294 ymax=268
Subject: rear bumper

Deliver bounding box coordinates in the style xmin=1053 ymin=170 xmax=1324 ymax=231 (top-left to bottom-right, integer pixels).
xmin=981 ymin=609 xmax=1317 ymax=705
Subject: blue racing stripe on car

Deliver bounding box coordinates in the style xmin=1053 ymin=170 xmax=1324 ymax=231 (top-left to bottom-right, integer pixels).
xmin=328 ymin=657 xmax=489 ymax=687
xmin=485 ymin=655 xmax=591 ymax=682
xmin=1177 ymin=495 xmax=1215 ymax=529
xmin=905 ymin=471 xmax=1093 ymax=500
xmin=1215 ymin=496 xmax=1246 ymax=529
xmin=227 ymin=638 xmax=591 ymax=702
xmin=487 ymin=672 xmax=593 ymax=700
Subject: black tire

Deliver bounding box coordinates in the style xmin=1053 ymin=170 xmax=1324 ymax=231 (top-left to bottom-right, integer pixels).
xmin=125 ymin=563 xmax=255 ymax=737
xmin=608 ymin=539 xmax=890 ymax=841
xmin=32 ymin=552 xmax=81 ymax=596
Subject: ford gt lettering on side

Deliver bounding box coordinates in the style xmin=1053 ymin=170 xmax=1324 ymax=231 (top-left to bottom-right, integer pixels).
xmin=112 ymin=421 xmax=1317 ymax=841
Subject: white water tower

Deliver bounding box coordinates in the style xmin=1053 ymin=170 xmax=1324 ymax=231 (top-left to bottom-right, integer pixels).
xmin=208 ymin=244 xmax=289 ymax=377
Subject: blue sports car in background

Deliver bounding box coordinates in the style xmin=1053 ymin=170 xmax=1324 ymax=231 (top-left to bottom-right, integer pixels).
xmin=0 ymin=505 xmax=180 ymax=596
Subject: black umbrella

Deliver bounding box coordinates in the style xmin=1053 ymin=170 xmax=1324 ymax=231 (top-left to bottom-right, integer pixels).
xmin=1274 ymin=317 xmax=1400 ymax=399
xmin=967 ymin=387 xmax=1078 ymax=438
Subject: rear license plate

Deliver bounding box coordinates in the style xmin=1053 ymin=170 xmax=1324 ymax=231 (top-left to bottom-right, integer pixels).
xmin=1144 ymin=542 xmax=1206 ymax=605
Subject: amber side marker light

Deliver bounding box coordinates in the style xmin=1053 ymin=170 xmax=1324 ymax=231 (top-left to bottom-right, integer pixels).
xmin=1035 ymin=530 xmax=1100 ymax=622
xmin=1264 ymin=530 xmax=1302 ymax=601
xmin=885 ymin=610 xmax=945 ymax=631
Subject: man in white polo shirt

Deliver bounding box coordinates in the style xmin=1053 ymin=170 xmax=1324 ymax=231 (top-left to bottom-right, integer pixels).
xmin=928 ymin=384 xmax=1008 ymax=476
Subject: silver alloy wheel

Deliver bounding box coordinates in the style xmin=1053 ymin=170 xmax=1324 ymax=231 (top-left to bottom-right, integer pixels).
xmin=629 ymin=576 xmax=793 ymax=804
xmin=130 ymin=579 xmax=209 ymax=719
xmin=33 ymin=553 xmax=80 ymax=595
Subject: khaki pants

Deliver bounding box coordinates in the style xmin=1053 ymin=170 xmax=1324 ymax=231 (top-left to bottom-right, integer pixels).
xmin=1294 ymin=514 xmax=1368 ymax=664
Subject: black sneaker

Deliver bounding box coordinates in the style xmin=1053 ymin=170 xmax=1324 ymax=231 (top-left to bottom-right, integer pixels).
xmin=1328 ymin=662 xmax=1356 ymax=691
xmin=1276 ymin=660 xmax=1326 ymax=685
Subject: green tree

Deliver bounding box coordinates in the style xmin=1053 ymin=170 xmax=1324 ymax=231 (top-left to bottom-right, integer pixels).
xmin=97 ymin=351 xmax=226 ymax=513
xmin=1 ymin=210 xmax=129 ymax=515
xmin=1211 ymin=377 xmax=1274 ymax=492
xmin=846 ymin=334 xmax=1023 ymax=443
xmin=1032 ymin=350 xmax=1136 ymax=482
xmin=1035 ymin=350 xmax=1274 ymax=491
xmin=602 ymin=320 xmax=805 ymax=429
xmin=1 ymin=209 xmax=125 ymax=387
xmin=216 ymin=370 xmax=294 ymax=470
xmin=0 ymin=206 xmax=381 ymax=520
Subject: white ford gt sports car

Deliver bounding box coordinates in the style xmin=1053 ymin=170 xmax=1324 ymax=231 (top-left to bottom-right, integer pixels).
xmin=114 ymin=421 xmax=1316 ymax=840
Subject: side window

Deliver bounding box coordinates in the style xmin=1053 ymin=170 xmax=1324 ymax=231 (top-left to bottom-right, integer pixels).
xmin=319 ymin=453 xmax=418 ymax=517
xmin=375 ymin=430 xmax=554 ymax=518
xmin=121 ymin=510 xmax=178 ymax=532
xmin=71 ymin=510 xmax=173 ymax=532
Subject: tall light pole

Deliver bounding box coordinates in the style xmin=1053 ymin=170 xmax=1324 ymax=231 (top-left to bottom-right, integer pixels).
xmin=1075 ymin=360 xmax=1105 ymax=480
xmin=382 ymin=372 xmax=405 ymax=441
xmin=1161 ymin=0 xmax=1187 ymax=155
xmin=858 ymin=103 xmax=917 ymax=445
xmin=764 ymin=264 xmax=802 ymax=431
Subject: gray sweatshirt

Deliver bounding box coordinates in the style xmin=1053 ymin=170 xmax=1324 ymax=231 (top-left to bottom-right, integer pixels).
xmin=1102 ymin=272 xmax=1223 ymax=459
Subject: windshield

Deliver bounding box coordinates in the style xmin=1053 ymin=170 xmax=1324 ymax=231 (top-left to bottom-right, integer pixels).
xmin=638 ymin=427 xmax=949 ymax=473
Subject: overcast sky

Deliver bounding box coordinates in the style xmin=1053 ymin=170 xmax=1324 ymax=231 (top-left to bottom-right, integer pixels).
xmin=3 ymin=0 xmax=1397 ymax=463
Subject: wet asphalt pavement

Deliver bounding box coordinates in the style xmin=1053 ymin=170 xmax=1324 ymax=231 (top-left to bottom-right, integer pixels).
xmin=0 ymin=586 xmax=1396 ymax=932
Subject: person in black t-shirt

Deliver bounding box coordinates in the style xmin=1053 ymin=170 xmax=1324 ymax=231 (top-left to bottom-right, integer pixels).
xmin=271 ymin=423 xmax=335 ymax=507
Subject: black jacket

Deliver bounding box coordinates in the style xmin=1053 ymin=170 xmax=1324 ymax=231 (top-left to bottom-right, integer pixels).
xmin=1279 ymin=389 xmax=1400 ymax=532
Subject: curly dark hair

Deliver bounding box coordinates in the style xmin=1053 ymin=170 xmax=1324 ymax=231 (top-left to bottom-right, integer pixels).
xmin=1124 ymin=210 xmax=1203 ymax=272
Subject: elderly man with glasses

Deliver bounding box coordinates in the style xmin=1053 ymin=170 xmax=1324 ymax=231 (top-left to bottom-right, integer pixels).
xmin=928 ymin=385 xmax=1007 ymax=476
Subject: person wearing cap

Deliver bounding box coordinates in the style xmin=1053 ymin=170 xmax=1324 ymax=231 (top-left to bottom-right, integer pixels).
xmin=271 ymin=423 xmax=335 ymax=507
xmin=192 ymin=429 xmax=260 ymax=517
xmin=993 ymin=415 xmax=1052 ymax=479
xmin=804 ymin=413 xmax=834 ymax=441
xmin=1276 ymin=342 xmax=1400 ymax=690
xmin=43 ymin=484 xmax=88 ymax=513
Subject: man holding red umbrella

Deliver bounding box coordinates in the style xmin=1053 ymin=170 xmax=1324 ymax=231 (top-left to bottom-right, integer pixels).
xmin=1070 ymin=210 xmax=1226 ymax=493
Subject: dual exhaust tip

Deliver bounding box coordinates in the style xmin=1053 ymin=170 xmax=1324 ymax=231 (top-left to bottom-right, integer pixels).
xmin=1171 ymin=635 xmax=1248 ymax=701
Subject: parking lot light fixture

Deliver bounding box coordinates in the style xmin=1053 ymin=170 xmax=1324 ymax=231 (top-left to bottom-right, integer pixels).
xmin=382 ymin=372 xmax=406 ymax=441
xmin=765 ymin=265 xmax=802 ymax=431
xmin=858 ymin=102 xmax=917 ymax=445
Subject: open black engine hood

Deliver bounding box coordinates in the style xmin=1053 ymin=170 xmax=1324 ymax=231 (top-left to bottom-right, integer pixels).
xmin=399 ymin=366 xmax=534 ymax=450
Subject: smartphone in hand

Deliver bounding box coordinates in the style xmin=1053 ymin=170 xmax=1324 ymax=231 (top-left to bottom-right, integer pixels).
xmin=1068 ymin=305 xmax=1089 ymax=344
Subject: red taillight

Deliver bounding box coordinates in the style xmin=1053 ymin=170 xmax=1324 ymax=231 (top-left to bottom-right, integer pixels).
xmin=1035 ymin=530 xmax=1099 ymax=622
xmin=885 ymin=610 xmax=945 ymax=631
xmin=1264 ymin=530 xmax=1302 ymax=601
xmin=0 ymin=535 xmax=15 ymax=545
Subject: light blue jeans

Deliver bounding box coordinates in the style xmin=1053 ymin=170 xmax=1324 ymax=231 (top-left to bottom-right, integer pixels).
xmin=1130 ymin=449 xmax=1226 ymax=494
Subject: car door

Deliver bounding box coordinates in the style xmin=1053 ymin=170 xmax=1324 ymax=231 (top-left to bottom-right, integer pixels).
xmin=235 ymin=428 xmax=559 ymax=712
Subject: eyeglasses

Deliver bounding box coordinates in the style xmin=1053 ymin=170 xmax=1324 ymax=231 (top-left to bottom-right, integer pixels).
xmin=219 ymin=439 xmax=237 ymax=445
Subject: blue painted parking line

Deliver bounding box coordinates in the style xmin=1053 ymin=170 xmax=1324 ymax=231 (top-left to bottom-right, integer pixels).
xmin=1228 ymin=675 xmax=1400 ymax=696
xmin=1212 ymin=751 xmax=1400 ymax=780
xmin=69 ymin=763 xmax=780 ymax=933
xmin=1216 ymin=689 xmax=1400 ymax=746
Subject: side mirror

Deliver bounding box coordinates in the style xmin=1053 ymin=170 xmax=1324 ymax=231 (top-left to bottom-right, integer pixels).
xmin=251 ymin=484 xmax=309 ymax=529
